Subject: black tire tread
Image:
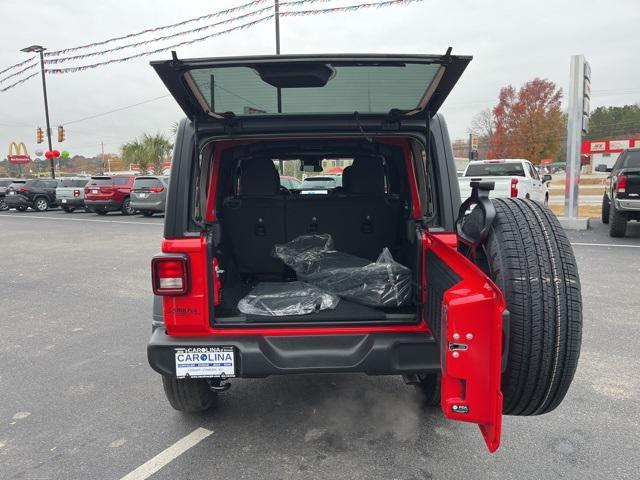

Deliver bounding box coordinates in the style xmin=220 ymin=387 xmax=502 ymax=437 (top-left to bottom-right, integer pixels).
xmin=161 ymin=376 xmax=216 ymax=412
xmin=601 ymin=194 xmax=610 ymax=224
xmin=608 ymin=202 xmax=627 ymax=237
xmin=484 ymin=198 xmax=582 ymax=416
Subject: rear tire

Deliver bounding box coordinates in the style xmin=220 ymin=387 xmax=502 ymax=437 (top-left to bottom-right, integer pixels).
xmin=142 ymin=210 xmax=154 ymax=217
xmin=34 ymin=197 xmax=49 ymax=212
xmin=16 ymin=205 xmax=27 ymax=211
xmin=121 ymin=197 xmax=135 ymax=216
xmin=478 ymin=198 xmax=582 ymax=416
xmin=161 ymin=376 xmax=217 ymax=412
xmin=608 ymin=202 xmax=627 ymax=237
xmin=414 ymin=372 xmax=441 ymax=407
xmin=95 ymin=209 xmax=107 ymax=216
xmin=601 ymin=194 xmax=610 ymax=224
xmin=62 ymin=206 xmax=75 ymax=213
xmin=0 ymin=199 xmax=8 ymax=211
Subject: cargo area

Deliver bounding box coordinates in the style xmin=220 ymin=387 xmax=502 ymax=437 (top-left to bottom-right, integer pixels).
xmin=208 ymin=138 xmax=426 ymax=327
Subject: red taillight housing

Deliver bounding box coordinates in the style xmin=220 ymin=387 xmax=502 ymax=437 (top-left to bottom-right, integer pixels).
xmin=152 ymin=254 xmax=189 ymax=295
xmin=19 ymin=186 xmax=28 ymax=193
xmin=150 ymin=187 xmax=164 ymax=193
xmin=73 ymin=189 xmax=80 ymax=197
xmin=510 ymin=178 xmax=519 ymax=198
xmin=617 ymin=175 xmax=627 ymax=194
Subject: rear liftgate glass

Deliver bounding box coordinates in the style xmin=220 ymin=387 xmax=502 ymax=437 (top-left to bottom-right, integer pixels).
xmin=424 ymin=230 xmax=505 ymax=452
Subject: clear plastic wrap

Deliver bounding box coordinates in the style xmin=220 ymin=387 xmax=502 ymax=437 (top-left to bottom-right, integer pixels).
xmin=237 ymin=281 xmax=340 ymax=316
xmin=272 ymin=235 xmax=412 ymax=308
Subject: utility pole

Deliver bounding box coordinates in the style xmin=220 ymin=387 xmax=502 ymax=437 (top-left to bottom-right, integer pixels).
xmin=21 ymin=45 xmax=55 ymax=179
xmin=275 ymin=0 xmax=281 ymax=55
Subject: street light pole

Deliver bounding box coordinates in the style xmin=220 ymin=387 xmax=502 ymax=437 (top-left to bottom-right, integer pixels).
xmin=21 ymin=45 xmax=55 ymax=179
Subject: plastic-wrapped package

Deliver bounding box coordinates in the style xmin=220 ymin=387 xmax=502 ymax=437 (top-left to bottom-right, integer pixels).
xmin=271 ymin=233 xmax=334 ymax=275
xmin=237 ymin=281 xmax=340 ymax=316
xmin=272 ymin=235 xmax=412 ymax=308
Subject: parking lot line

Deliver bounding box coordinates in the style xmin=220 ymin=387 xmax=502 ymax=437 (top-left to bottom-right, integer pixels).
xmin=119 ymin=427 xmax=213 ymax=480
xmin=0 ymin=214 xmax=161 ymax=226
xmin=571 ymin=242 xmax=640 ymax=249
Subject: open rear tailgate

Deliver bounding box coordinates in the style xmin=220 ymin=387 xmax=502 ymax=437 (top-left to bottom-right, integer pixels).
xmin=424 ymin=234 xmax=505 ymax=452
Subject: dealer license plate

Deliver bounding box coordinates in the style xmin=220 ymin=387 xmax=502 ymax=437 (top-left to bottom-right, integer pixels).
xmin=9 ymin=191 xmax=15 ymax=195
xmin=92 ymin=189 xmax=99 ymax=194
xmin=61 ymin=199 xmax=67 ymax=203
xmin=175 ymin=347 xmax=235 ymax=379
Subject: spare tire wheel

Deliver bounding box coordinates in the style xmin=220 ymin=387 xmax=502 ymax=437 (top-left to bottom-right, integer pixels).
xmin=465 ymin=198 xmax=582 ymax=416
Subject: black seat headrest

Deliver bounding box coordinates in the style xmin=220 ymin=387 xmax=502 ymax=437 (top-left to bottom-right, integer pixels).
xmin=239 ymin=158 xmax=280 ymax=196
xmin=341 ymin=165 xmax=352 ymax=190
xmin=347 ymin=157 xmax=385 ymax=194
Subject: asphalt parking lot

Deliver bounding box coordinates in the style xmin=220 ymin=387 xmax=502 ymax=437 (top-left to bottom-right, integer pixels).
xmin=1 ymin=209 xmax=639 ymax=480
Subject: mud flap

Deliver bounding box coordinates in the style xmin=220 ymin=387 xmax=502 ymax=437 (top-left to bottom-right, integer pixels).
xmin=425 ymin=235 xmax=504 ymax=452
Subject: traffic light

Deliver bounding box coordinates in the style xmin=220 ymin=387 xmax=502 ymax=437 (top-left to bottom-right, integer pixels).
xmin=36 ymin=127 xmax=44 ymax=144
xmin=57 ymin=125 xmax=65 ymax=143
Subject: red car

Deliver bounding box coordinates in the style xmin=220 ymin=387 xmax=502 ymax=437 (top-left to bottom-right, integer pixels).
xmin=147 ymin=53 xmax=582 ymax=452
xmin=84 ymin=175 xmax=137 ymax=215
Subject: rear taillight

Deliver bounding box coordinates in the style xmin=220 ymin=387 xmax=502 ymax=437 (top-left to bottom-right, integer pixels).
xmin=73 ymin=189 xmax=80 ymax=197
xmin=510 ymin=178 xmax=519 ymax=198
xmin=18 ymin=187 xmax=28 ymax=193
xmin=150 ymin=187 xmax=164 ymax=193
xmin=152 ymin=254 xmax=189 ymax=295
xmin=617 ymin=175 xmax=627 ymax=194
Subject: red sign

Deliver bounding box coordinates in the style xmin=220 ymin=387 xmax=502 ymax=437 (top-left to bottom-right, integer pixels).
xmin=581 ymin=138 xmax=640 ymax=154
xmin=8 ymin=154 xmax=30 ymax=164
xmin=7 ymin=142 xmax=31 ymax=164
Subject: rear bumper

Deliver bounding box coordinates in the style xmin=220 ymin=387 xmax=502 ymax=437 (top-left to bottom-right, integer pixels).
xmin=4 ymin=194 xmax=31 ymax=207
xmin=85 ymin=199 xmax=121 ymax=211
xmin=615 ymin=197 xmax=640 ymax=211
xmin=130 ymin=199 xmax=164 ymax=212
xmin=147 ymin=327 xmax=439 ymax=378
xmin=59 ymin=198 xmax=85 ymax=207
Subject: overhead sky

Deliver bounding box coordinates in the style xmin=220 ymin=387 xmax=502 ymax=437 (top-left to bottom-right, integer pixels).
xmin=1 ymin=0 xmax=639 ymax=158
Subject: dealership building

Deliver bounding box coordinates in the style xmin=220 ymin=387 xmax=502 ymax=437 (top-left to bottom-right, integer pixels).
xmin=582 ymin=138 xmax=640 ymax=172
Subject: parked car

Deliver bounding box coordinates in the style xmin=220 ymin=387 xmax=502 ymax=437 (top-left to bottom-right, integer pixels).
xmin=84 ymin=175 xmax=137 ymax=215
xmin=130 ymin=175 xmax=169 ymax=216
xmin=0 ymin=178 xmax=26 ymax=211
xmin=147 ymin=53 xmax=582 ymax=452
xmin=279 ymin=175 xmax=302 ymax=190
xmin=597 ymin=147 xmax=640 ymax=237
xmin=458 ymin=159 xmax=550 ymax=204
xmin=4 ymin=178 xmax=60 ymax=212
xmin=56 ymin=177 xmax=91 ymax=213
xmin=300 ymin=175 xmax=342 ymax=193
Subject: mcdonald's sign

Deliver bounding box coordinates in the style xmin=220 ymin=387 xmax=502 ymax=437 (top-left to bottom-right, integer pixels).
xmin=7 ymin=142 xmax=31 ymax=164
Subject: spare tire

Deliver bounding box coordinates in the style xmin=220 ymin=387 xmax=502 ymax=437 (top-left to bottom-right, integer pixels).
xmin=471 ymin=199 xmax=582 ymax=416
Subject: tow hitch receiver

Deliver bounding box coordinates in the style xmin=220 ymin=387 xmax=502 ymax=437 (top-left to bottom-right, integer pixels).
xmin=427 ymin=235 xmax=505 ymax=452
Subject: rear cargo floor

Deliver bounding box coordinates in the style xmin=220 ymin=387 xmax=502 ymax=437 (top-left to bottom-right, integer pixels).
xmin=215 ymin=297 xmax=416 ymax=326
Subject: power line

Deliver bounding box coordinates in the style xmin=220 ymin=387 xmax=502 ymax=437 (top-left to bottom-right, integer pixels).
xmin=63 ymin=95 xmax=172 ymax=125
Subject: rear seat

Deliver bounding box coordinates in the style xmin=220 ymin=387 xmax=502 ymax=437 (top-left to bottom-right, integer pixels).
xmin=223 ymin=156 xmax=402 ymax=276
xmin=222 ymin=158 xmax=286 ymax=275
xmin=285 ymin=157 xmax=401 ymax=260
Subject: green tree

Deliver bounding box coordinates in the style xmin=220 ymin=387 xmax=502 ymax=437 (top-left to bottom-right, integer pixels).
xmin=586 ymin=104 xmax=640 ymax=139
xmin=121 ymin=133 xmax=173 ymax=174
xmin=121 ymin=139 xmax=149 ymax=174
xmin=142 ymin=133 xmax=173 ymax=175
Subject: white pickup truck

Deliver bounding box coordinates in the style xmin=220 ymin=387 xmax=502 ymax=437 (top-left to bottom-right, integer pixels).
xmin=458 ymin=159 xmax=551 ymax=204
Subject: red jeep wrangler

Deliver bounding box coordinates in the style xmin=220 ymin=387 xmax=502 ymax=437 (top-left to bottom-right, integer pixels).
xmin=147 ymin=53 xmax=582 ymax=452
